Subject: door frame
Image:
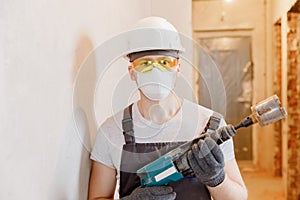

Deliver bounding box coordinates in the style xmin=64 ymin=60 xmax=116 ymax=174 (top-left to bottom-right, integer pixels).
xmin=192 ymin=29 xmax=257 ymax=165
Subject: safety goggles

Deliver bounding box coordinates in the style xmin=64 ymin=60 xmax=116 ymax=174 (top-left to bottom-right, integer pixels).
xmin=132 ymin=57 xmax=179 ymax=73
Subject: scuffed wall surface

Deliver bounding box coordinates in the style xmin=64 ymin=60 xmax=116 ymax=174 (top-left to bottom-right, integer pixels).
xmin=287 ymin=11 xmax=300 ymax=200
xmin=273 ymin=23 xmax=283 ymax=177
xmin=271 ymin=1 xmax=300 ymax=198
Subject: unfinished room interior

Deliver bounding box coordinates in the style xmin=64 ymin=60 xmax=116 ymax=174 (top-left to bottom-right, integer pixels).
xmin=192 ymin=0 xmax=300 ymax=199
xmin=1 ymin=0 xmax=300 ymax=200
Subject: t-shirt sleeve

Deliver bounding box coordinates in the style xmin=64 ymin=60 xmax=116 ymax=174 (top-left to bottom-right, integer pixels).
xmin=220 ymin=138 xmax=235 ymax=161
xmin=218 ymin=118 xmax=235 ymax=162
xmin=90 ymin=128 xmax=115 ymax=168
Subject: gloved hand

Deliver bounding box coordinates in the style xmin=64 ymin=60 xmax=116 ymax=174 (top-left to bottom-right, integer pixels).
xmin=187 ymin=136 xmax=225 ymax=187
xmin=121 ymin=186 xmax=176 ymax=200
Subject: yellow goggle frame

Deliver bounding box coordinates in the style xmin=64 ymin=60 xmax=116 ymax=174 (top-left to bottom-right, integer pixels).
xmin=132 ymin=57 xmax=179 ymax=73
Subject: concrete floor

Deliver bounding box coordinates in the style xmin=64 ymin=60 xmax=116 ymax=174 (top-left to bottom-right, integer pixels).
xmin=239 ymin=162 xmax=285 ymax=200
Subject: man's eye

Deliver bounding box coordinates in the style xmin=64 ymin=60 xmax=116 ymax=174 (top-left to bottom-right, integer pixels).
xmin=141 ymin=60 xmax=152 ymax=66
xmin=160 ymin=60 xmax=169 ymax=65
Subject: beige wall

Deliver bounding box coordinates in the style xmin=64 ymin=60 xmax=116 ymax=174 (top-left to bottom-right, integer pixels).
xmin=151 ymin=0 xmax=192 ymax=36
xmin=272 ymin=0 xmax=298 ymax=23
xmin=1 ymin=0 xmax=192 ymax=199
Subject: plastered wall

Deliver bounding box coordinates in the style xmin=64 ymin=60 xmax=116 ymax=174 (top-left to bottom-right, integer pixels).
xmin=1 ymin=0 xmax=192 ymax=199
xmin=1 ymin=1 xmax=150 ymax=199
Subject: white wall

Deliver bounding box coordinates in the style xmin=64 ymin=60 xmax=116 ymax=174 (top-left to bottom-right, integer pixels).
xmin=0 ymin=0 xmax=192 ymax=199
xmin=0 ymin=0 xmax=152 ymax=199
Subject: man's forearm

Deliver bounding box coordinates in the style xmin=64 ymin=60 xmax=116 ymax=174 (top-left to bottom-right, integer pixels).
xmin=208 ymin=174 xmax=248 ymax=200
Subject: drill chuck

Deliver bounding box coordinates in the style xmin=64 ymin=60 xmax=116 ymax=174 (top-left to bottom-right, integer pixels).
xmin=235 ymin=95 xmax=287 ymax=129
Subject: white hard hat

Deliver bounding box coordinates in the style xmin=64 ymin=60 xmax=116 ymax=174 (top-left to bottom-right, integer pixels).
xmin=125 ymin=16 xmax=185 ymax=61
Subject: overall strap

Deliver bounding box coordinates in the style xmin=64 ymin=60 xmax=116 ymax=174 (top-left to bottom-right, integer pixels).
xmin=122 ymin=103 xmax=135 ymax=144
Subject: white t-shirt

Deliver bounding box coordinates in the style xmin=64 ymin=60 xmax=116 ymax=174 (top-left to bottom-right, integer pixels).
xmin=91 ymin=99 xmax=235 ymax=179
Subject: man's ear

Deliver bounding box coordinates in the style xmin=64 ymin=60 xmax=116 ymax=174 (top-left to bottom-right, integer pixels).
xmin=128 ymin=65 xmax=137 ymax=81
xmin=177 ymin=63 xmax=181 ymax=73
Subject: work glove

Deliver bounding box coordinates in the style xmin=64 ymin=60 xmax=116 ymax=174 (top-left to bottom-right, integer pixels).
xmin=121 ymin=186 xmax=176 ymax=200
xmin=187 ymin=136 xmax=225 ymax=187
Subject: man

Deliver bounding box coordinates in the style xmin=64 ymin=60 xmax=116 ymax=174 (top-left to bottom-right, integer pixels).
xmin=88 ymin=17 xmax=247 ymax=200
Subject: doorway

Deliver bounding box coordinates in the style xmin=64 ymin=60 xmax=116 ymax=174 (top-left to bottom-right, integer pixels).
xmin=197 ymin=36 xmax=253 ymax=161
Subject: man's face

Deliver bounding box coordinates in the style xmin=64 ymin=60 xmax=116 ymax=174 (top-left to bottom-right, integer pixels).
xmin=128 ymin=55 xmax=180 ymax=101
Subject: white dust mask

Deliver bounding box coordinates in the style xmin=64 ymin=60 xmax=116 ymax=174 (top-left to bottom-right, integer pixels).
xmin=135 ymin=67 xmax=177 ymax=101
